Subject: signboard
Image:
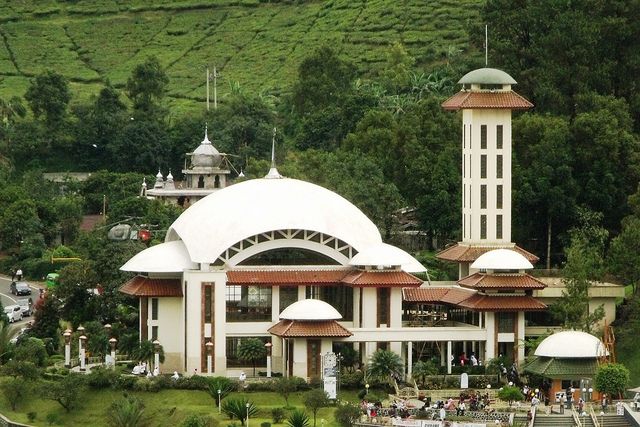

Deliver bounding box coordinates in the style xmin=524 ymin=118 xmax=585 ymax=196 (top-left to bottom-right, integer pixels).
xmin=616 ymin=401 xmax=624 ymax=415
xmin=391 ymin=422 xmax=487 ymax=427
xmin=460 ymin=372 xmax=469 ymax=389
xmin=323 ymin=351 xmax=337 ymax=399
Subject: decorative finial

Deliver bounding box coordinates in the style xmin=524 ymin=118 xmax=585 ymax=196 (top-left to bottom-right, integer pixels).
xmin=238 ymin=168 xmax=245 ymax=178
xmin=485 ymin=24 xmax=488 ymax=67
xmin=203 ymin=124 xmax=211 ymax=144
xmin=264 ymin=127 xmax=282 ymax=179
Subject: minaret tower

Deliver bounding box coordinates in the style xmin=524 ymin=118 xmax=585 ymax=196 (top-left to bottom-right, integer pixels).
xmin=438 ymin=68 xmax=537 ymax=278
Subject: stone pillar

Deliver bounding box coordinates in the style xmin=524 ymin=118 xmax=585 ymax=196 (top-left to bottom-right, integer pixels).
xmin=79 ymin=335 xmax=87 ymax=372
xmin=109 ymin=337 xmax=117 ymax=369
xmin=485 ymin=312 xmax=496 ymax=362
xmin=76 ymin=325 xmax=85 ymax=356
xmin=153 ymin=340 xmax=161 ymax=373
xmin=265 ymin=342 xmax=273 ymax=378
xmin=206 ymin=341 xmax=214 ymax=374
xmin=447 ymin=340 xmax=452 ymax=374
xmin=63 ymin=329 xmax=72 ymax=368
xmin=407 ymin=342 xmax=413 ymax=380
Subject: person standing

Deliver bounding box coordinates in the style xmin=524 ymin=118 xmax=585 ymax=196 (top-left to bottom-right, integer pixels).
xmin=602 ymin=394 xmax=608 ymax=412
xmin=16 ymin=268 xmax=22 ymax=280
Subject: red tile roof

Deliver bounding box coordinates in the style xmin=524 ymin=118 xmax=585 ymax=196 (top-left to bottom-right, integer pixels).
xmin=227 ymin=269 xmax=423 ymax=287
xmin=268 ymin=319 xmax=352 ymax=337
xmin=457 ymin=294 xmax=547 ymax=311
xmin=227 ymin=270 xmax=345 ymax=286
xmin=341 ymin=270 xmax=422 ymax=287
xmin=458 ymin=273 xmax=546 ymax=290
xmin=402 ymin=287 xmax=476 ymax=305
xmin=120 ymin=276 xmax=182 ymax=297
xmin=440 ymin=287 xmax=477 ymax=305
xmin=442 ymin=91 xmax=534 ymax=110
xmin=436 ymin=244 xmax=539 ymax=263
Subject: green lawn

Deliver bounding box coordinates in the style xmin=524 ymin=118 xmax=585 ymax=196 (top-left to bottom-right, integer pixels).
xmin=0 ymin=387 xmax=362 ymax=427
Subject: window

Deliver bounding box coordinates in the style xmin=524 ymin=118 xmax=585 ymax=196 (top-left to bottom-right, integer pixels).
xmin=497 ymin=125 xmax=503 ymax=149
xmin=226 ymin=337 xmax=268 ymax=368
xmin=497 ymin=185 xmax=503 ymax=209
xmin=481 ymin=155 xmax=487 ymax=178
xmin=497 ymin=312 xmax=515 ymax=333
xmin=151 ymin=298 xmax=158 ymax=320
xmin=480 ymin=215 xmax=487 ymax=239
xmin=496 ymin=215 xmax=503 ymax=239
xmin=151 ymin=326 xmax=158 ymax=341
xmin=463 ymin=124 xmax=466 ymax=149
xmin=481 ymin=185 xmax=487 ymax=209
xmin=481 ymin=125 xmax=487 ymax=149
xmin=306 ymin=286 xmax=353 ymax=321
xmin=226 ymin=285 xmax=272 ymax=322
xmin=463 ymin=183 xmax=465 ymax=208
xmin=497 ymin=155 xmax=503 ymax=179
xmin=198 ymin=175 xmax=204 ymax=188
xmin=469 ymin=124 xmax=472 ymax=149
xmin=279 ymin=286 xmax=298 ymax=313
xmin=463 ymin=154 xmax=465 ymax=179
xmin=377 ymin=288 xmax=390 ymax=327
xmin=204 ymin=286 xmax=212 ymax=323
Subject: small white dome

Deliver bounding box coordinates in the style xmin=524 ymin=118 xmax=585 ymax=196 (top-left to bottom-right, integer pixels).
xmin=471 ymin=249 xmax=533 ymax=270
xmin=279 ymin=299 xmax=342 ymax=320
xmin=534 ymin=331 xmax=608 ymax=359
xmin=349 ymin=243 xmax=426 ymax=273
xmin=120 ymin=240 xmax=197 ymax=273
xmin=191 ymin=129 xmax=222 ymax=168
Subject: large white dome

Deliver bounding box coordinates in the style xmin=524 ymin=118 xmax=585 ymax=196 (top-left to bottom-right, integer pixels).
xmin=120 ymin=240 xmax=197 ymax=273
xmin=534 ymin=331 xmax=608 ymax=359
xmin=349 ymin=243 xmax=426 ymax=273
xmin=279 ymin=299 xmax=342 ymax=320
xmin=471 ymin=248 xmax=533 ymax=270
xmin=167 ymin=178 xmax=383 ymax=263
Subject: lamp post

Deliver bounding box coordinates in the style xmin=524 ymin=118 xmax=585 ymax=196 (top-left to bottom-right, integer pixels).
xmin=365 ymin=383 xmax=370 ymax=395
xmin=246 ymin=402 xmax=250 ymax=427
xmin=109 ymin=338 xmax=117 ymax=369
xmin=79 ymin=335 xmax=87 ymax=372
xmin=265 ymin=342 xmax=273 ymax=378
xmin=588 ymin=388 xmax=593 ymax=403
xmin=206 ymin=341 xmax=214 ymax=374
xmin=217 ymin=389 xmax=221 ymax=414
xmin=63 ymin=329 xmax=72 ymax=368
xmin=153 ymin=340 xmax=161 ymax=373
xmin=77 ymin=325 xmax=85 ymax=352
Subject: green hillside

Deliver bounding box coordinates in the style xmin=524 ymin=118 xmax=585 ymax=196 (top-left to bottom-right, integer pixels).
xmin=0 ymin=0 xmax=481 ymax=113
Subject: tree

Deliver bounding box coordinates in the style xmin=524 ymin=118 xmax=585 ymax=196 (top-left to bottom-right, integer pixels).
xmin=595 ymin=363 xmax=629 ymax=399
xmin=55 ymin=260 xmax=100 ymax=326
xmin=334 ymin=402 xmax=361 ymax=427
xmin=236 ymin=338 xmax=266 ymax=377
xmin=126 ymin=56 xmax=168 ymax=118
xmin=609 ymin=216 xmax=640 ymax=295
xmin=274 ymin=376 xmax=298 ymax=408
xmin=412 ymin=360 xmax=439 ymax=386
xmin=0 ymin=198 xmax=41 ymax=251
xmin=286 ymin=409 xmax=310 ymax=427
xmin=14 ymin=337 xmax=48 ymax=367
xmin=303 ymin=389 xmax=330 ymax=427
xmin=131 ymin=340 xmax=165 ymax=367
xmin=0 ymin=377 xmax=32 ymax=410
xmin=368 ymin=349 xmax=403 ymax=385
xmin=24 ymin=70 xmax=71 ymax=128
xmin=31 ymin=294 xmax=61 ymax=346
xmin=44 ymin=373 xmax=86 ymax=412
xmin=206 ymin=376 xmax=236 ymax=403
xmin=497 ymin=385 xmax=525 ymax=406
xmin=221 ymin=397 xmax=258 ymax=426
xmin=0 ymin=96 xmax=26 ymax=129
xmin=108 ymin=394 xmax=149 ymax=427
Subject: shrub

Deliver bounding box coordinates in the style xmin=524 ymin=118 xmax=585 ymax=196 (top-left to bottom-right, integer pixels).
xmin=114 ymin=375 xmax=137 ymax=390
xmin=180 ymin=414 xmax=217 ymax=427
xmin=286 ymin=410 xmax=309 ymax=427
xmin=108 ymin=394 xmax=148 ymax=427
xmin=221 ymin=397 xmax=258 ymax=424
xmin=261 ymin=423 xmax=272 ymax=427
xmin=86 ymin=366 xmax=119 ymax=389
xmin=207 ymin=376 xmax=237 ymax=400
xmin=497 ymin=385 xmax=525 ymax=406
xmin=334 ymin=402 xmax=361 ymax=427
xmin=175 ymin=375 xmax=210 ymax=390
xmin=340 ymin=370 xmax=364 ymax=389
xmin=272 ymin=407 xmax=286 ymax=424
xmin=595 ymin=363 xmax=630 ymax=398
xmin=133 ymin=377 xmax=161 ymax=392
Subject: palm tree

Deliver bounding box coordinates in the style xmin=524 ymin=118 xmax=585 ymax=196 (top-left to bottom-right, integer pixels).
xmin=0 ymin=96 xmax=26 ymax=128
xmin=368 ymin=349 xmax=404 ymax=385
xmin=131 ymin=340 xmax=164 ymax=367
xmin=236 ymin=338 xmax=266 ymax=377
xmin=0 ymin=321 xmax=14 ymax=364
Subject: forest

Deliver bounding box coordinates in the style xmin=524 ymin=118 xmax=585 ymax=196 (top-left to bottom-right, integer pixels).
xmin=1 ymin=0 xmax=640 ymax=371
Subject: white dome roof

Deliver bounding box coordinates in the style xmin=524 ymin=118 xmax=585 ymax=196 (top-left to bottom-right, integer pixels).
xmin=167 ymin=178 xmax=383 ymax=263
xmin=120 ymin=240 xmax=197 ymax=273
xmin=280 ymin=299 xmax=342 ymax=320
xmin=191 ymin=131 xmax=222 ymax=167
xmin=534 ymin=331 xmax=608 ymax=359
xmin=471 ymin=249 xmax=533 ymax=270
xmin=349 ymin=243 xmax=426 ymax=273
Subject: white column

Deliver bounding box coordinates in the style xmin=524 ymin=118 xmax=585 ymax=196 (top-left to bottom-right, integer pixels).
xmin=79 ymin=336 xmax=86 ymax=372
xmin=447 ymin=341 xmax=452 ymax=374
xmin=407 ymin=342 xmax=413 ymax=380
xmin=353 ymin=287 xmax=361 ymax=328
xmin=65 ymin=343 xmax=71 ymax=367
xmin=207 ymin=354 xmax=213 ymax=374
xmin=485 ymin=312 xmax=496 ymax=362
xmin=517 ymin=311 xmax=525 ymax=364
xmin=389 ymin=288 xmax=402 ymax=328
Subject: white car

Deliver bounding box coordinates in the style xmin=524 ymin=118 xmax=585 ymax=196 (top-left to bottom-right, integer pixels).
xmin=4 ymin=305 xmax=23 ymax=323
xmin=16 ymin=298 xmax=33 ymax=317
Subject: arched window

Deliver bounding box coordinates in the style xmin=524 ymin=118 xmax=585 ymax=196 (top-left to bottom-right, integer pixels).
xmin=214 ymin=175 xmax=220 ymax=188
xmin=198 ymin=175 xmax=205 ymax=188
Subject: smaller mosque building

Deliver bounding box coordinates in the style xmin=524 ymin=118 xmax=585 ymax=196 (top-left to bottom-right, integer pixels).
xmin=143 ymin=128 xmax=234 ymax=207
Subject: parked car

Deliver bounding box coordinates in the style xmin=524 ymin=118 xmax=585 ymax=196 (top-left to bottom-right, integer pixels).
xmin=16 ymin=298 xmax=33 ymax=317
xmin=9 ymin=326 xmax=32 ymax=345
xmin=4 ymin=305 xmax=22 ymax=323
xmin=10 ymin=281 xmax=32 ymax=296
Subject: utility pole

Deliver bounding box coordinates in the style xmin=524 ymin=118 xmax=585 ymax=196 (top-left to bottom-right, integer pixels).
xmin=206 ymin=67 xmax=210 ymax=111
xmin=206 ymin=66 xmax=221 ymax=111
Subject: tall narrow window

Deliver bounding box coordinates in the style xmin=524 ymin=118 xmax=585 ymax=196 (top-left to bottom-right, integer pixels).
xmin=463 ymin=183 xmax=466 ymax=208
xmin=204 ymin=286 xmax=212 ymax=323
xmin=497 ymin=185 xmax=503 ymax=209
xmin=463 ymin=124 xmax=466 ymax=149
xmin=481 ymin=125 xmax=487 ymax=149
xmin=496 ymin=125 xmax=503 ymax=149
xmin=497 ymin=155 xmax=503 ymax=179
xmin=469 ymin=185 xmax=472 ymax=209
xmin=481 ymin=185 xmax=487 ymax=209
xmin=469 ymin=124 xmax=472 ymax=149
xmin=496 ymin=215 xmax=503 ymax=239
xmin=481 ymin=155 xmax=487 ymax=178
xmin=151 ymin=298 xmax=158 ymax=320
xmin=151 ymin=326 xmax=158 ymax=341
xmin=463 ymin=154 xmax=465 ymax=179
xmin=480 ymin=215 xmax=487 ymax=239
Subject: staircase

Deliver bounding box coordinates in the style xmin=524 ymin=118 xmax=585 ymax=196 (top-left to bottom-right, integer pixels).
xmin=533 ymin=414 xmax=575 ymax=427
xmin=595 ymin=413 xmax=632 ymax=427
xmin=533 ymin=412 xmax=632 ymax=427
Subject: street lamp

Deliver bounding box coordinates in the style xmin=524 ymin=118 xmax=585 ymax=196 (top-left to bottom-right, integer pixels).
xmin=246 ymin=402 xmax=250 ymax=427
xmin=365 ymin=383 xmax=370 ymax=395
xmin=109 ymin=337 xmax=117 ymax=370
xmin=265 ymin=342 xmax=272 ymax=378
xmin=206 ymin=341 xmax=214 ymax=374
xmin=63 ymin=329 xmax=72 ymax=368
xmin=153 ymin=340 xmax=161 ymax=374
xmin=217 ymin=389 xmax=221 ymax=414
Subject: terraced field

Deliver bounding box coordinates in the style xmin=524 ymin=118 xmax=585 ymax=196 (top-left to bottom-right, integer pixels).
xmin=0 ymin=0 xmax=482 ymax=112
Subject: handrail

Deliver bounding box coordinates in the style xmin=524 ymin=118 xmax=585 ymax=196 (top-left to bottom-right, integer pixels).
xmin=572 ymin=408 xmax=582 ymax=427
xmin=529 ymin=405 xmax=536 ymax=427
xmin=590 ymin=406 xmax=600 ymax=427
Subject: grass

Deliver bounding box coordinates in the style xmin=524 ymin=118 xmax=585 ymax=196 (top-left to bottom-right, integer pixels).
xmin=0 ymin=385 xmax=362 ymax=427
xmin=0 ymin=0 xmax=483 ymax=112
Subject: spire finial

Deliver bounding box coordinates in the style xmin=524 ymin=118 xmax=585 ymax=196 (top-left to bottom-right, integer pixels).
xmin=485 ymin=24 xmax=488 ymax=67
xmin=203 ymin=124 xmax=211 ymax=144
xmin=264 ymin=127 xmax=282 ymax=179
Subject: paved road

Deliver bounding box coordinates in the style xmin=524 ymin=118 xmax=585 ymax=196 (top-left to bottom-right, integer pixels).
xmin=0 ymin=275 xmax=39 ymax=329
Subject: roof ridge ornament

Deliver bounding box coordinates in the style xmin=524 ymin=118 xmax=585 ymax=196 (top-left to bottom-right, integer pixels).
xmin=203 ymin=124 xmax=211 ymax=145
xmin=264 ymin=127 xmax=283 ymax=179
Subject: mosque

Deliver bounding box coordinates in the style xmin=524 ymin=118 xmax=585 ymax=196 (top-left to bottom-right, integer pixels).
xmin=119 ymin=67 xmax=623 ymax=377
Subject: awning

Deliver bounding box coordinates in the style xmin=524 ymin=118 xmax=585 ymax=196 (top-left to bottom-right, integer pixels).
xmin=524 ymin=357 xmax=598 ymax=379
xmin=458 ymin=273 xmax=546 ymax=290
xmin=119 ymin=276 xmax=182 ymax=297
xmin=457 ymin=294 xmax=547 ymax=311
xmin=436 ymin=244 xmax=539 ymax=263
xmin=227 ymin=269 xmax=423 ymax=288
xmin=268 ymin=319 xmax=352 ymax=337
